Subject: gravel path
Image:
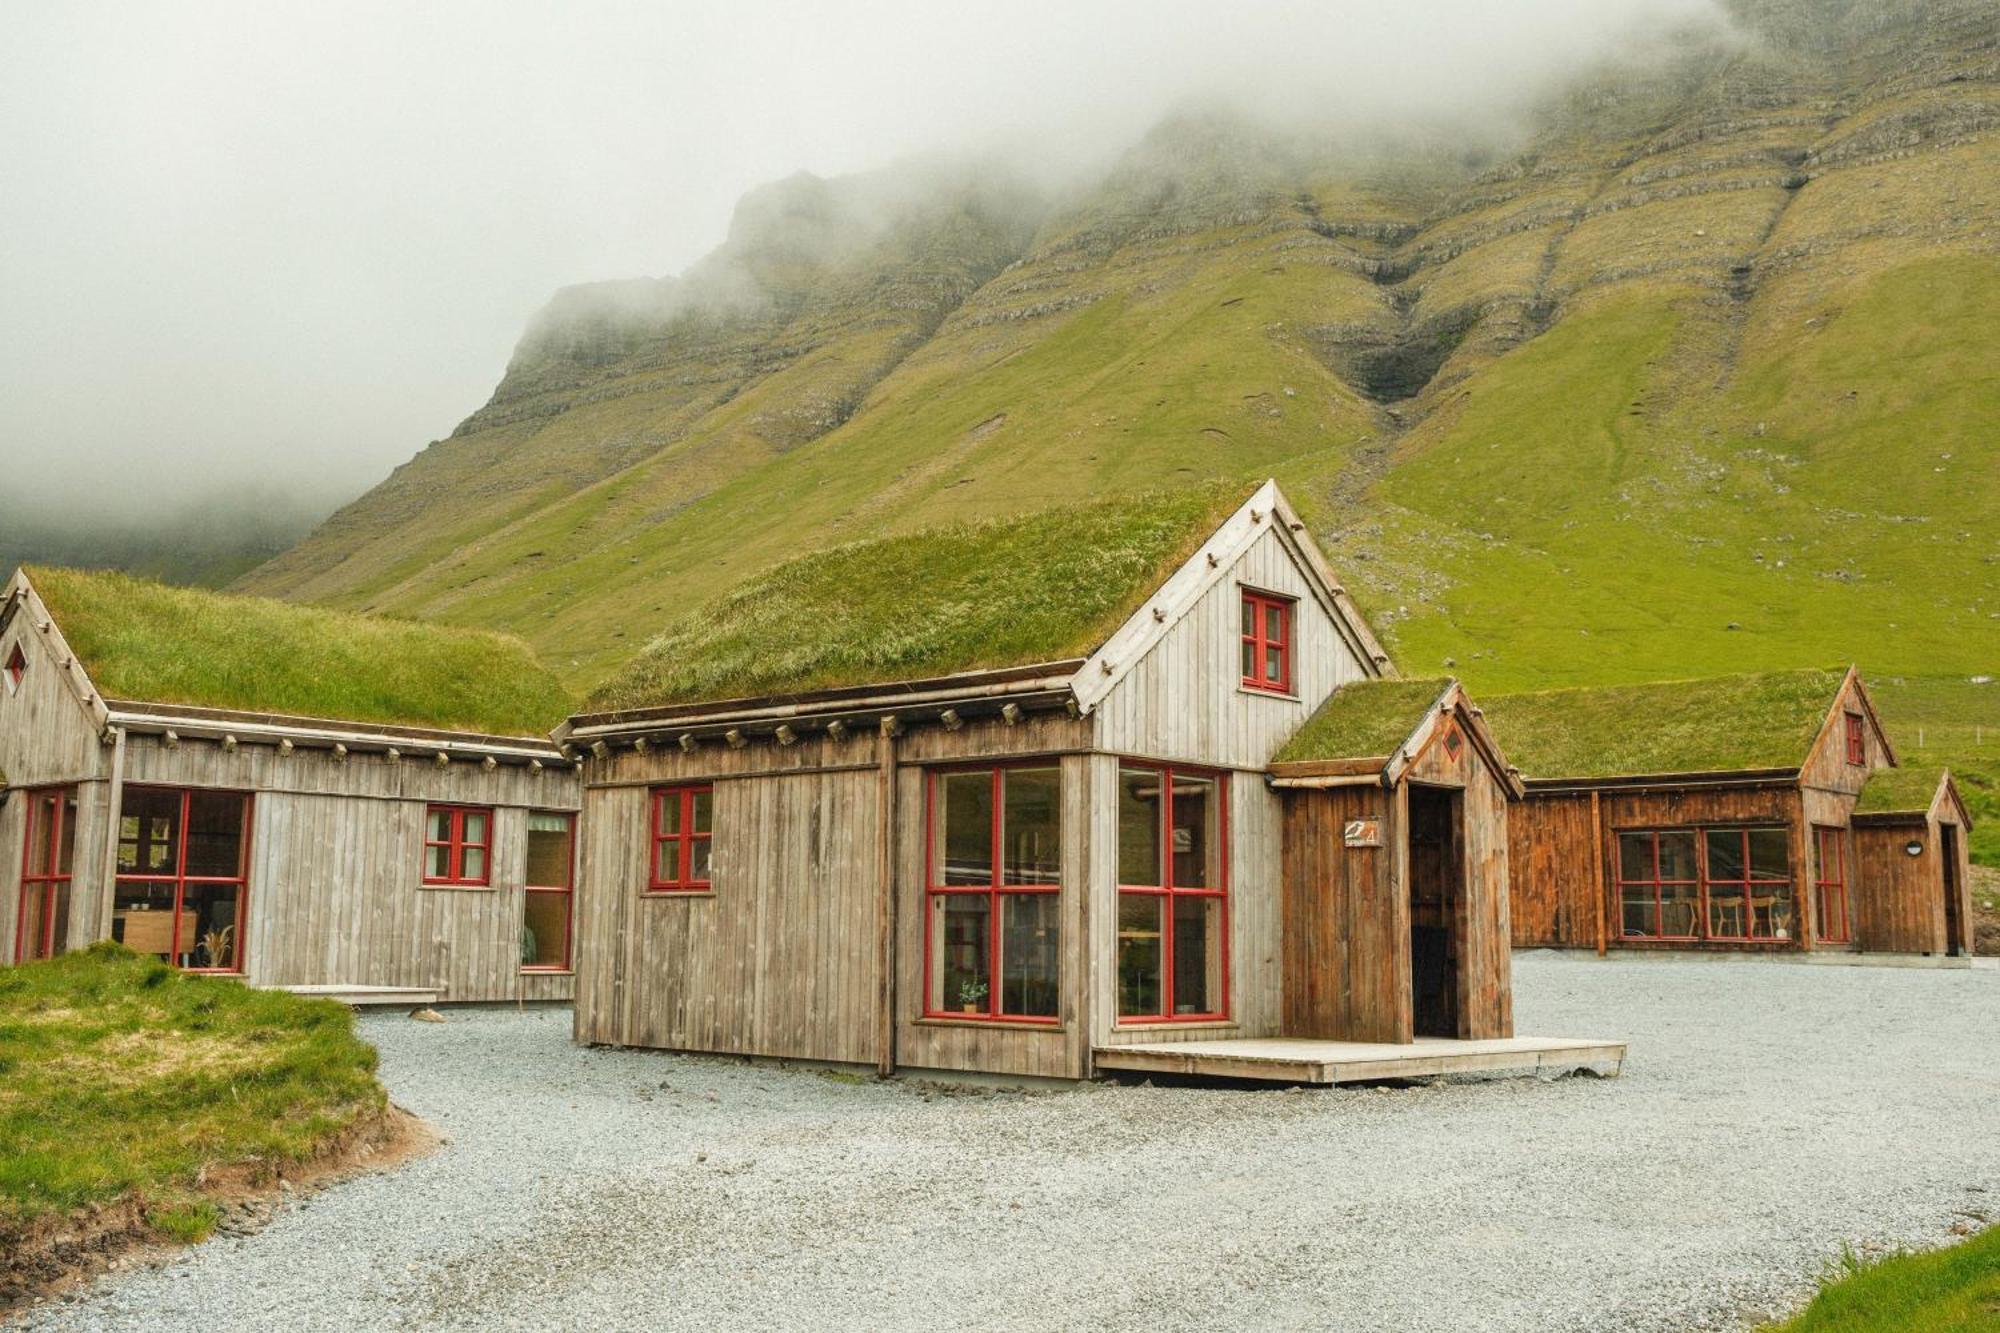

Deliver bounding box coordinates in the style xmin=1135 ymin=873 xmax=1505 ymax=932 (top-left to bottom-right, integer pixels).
xmin=19 ymin=955 xmax=2000 ymax=1332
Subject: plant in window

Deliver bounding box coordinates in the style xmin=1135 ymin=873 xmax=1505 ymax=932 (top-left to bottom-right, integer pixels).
xmin=956 ymin=978 xmax=989 ymax=1013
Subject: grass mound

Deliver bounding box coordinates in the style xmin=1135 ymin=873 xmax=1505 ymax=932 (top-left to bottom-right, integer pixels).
xmin=1765 ymin=1229 xmax=2000 ymax=1331
xmin=0 ymin=943 xmax=384 ymax=1246
xmin=28 ymin=565 xmax=572 ymax=736
xmin=1275 ymin=678 xmax=1452 ymax=763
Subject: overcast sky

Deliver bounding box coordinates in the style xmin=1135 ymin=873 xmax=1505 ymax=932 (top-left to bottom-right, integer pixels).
xmin=0 ymin=0 xmax=1724 ymax=518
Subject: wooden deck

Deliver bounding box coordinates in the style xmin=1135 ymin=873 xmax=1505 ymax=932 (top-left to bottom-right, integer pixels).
xmin=1093 ymin=1035 xmax=1626 ymax=1085
xmin=271 ymin=983 xmax=442 ymax=1008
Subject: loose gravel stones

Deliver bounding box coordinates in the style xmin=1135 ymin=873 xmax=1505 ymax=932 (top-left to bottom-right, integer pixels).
xmin=19 ymin=956 xmax=1999 ymax=1332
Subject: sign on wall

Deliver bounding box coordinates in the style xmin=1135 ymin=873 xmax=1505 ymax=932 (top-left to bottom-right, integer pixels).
xmin=1343 ymin=818 xmax=1383 ymax=848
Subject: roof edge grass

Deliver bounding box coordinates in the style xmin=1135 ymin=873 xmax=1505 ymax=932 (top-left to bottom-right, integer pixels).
xmin=588 ymin=479 xmax=1262 ymax=713
xmin=1274 ymin=678 xmax=1455 ymax=764
xmin=19 ymin=566 xmax=574 ymax=738
xmin=1854 ymin=765 xmax=1968 ymax=824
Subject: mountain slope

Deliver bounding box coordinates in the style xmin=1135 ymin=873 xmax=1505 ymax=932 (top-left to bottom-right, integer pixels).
xmin=242 ymin=0 xmax=1999 ymax=824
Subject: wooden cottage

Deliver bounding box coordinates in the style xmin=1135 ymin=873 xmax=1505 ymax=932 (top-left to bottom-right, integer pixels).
xmin=1490 ymin=668 xmax=1975 ymax=958
xmin=563 ymin=482 xmax=1619 ymax=1082
xmin=0 ymin=567 xmax=582 ymax=1000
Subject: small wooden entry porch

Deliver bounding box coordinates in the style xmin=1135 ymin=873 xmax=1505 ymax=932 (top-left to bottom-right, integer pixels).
xmin=1093 ymin=1035 xmax=1627 ymax=1085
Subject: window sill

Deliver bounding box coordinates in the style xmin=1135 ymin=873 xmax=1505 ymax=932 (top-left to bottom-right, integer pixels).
xmin=419 ymin=883 xmax=495 ymax=892
xmin=642 ymin=889 xmax=718 ymax=900
xmin=519 ymin=967 xmax=574 ymax=976
xmin=1112 ymin=1019 xmax=1238 ymax=1033
xmin=1237 ymin=684 xmax=1301 ymax=703
xmin=914 ymin=1015 xmax=1064 ymax=1031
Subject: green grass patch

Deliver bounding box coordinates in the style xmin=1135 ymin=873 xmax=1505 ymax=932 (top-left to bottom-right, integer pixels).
xmin=1764 ymin=1230 xmax=2000 ymax=1332
xmin=1870 ymin=676 xmax=2000 ymax=866
xmin=590 ymin=481 xmax=1252 ymax=710
xmin=29 ymin=565 xmax=573 ymax=736
xmin=0 ymin=943 xmax=384 ymax=1243
xmin=1276 ymin=678 xmax=1452 ymax=762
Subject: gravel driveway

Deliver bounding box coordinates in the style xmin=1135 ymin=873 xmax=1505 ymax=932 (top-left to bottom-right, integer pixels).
xmin=19 ymin=955 xmax=2000 ymax=1332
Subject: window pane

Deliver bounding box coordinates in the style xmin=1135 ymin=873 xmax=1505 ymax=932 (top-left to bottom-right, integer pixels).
xmin=461 ymin=847 xmax=487 ymax=883
xmin=185 ymin=792 xmax=247 ymax=878
xmin=1170 ymin=774 xmax=1220 ymax=889
xmin=1241 ymin=597 xmax=1255 ymax=635
xmin=1172 ymin=896 xmax=1223 ymax=1015
xmin=1748 ymin=829 xmax=1789 ymax=879
xmin=1264 ymin=646 xmax=1282 ymax=681
xmin=182 ymin=883 xmax=243 ymax=969
xmin=1118 ymin=767 xmax=1163 ymax=887
xmin=45 ymin=882 xmax=70 ymax=956
xmin=1001 ymin=767 xmax=1061 ymax=886
xmin=1617 ymin=833 xmax=1652 ymax=884
xmin=1620 ymin=886 xmax=1656 ymax=937
xmin=112 ymin=882 xmax=181 ymax=960
xmin=1240 ymin=639 xmax=1256 ymax=679
xmin=19 ymin=883 xmax=47 ymax=959
xmin=120 ymin=789 xmax=181 ymax=874
xmin=688 ymin=837 xmax=711 ymax=883
xmin=429 ymin=807 xmax=452 ymax=842
xmin=27 ymin=795 xmax=56 ymax=876
xmin=55 ymin=794 xmax=77 ymax=875
xmin=462 ymin=811 xmax=489 ymax=846
xmin=1708 ymin=885 xmax=1746 ymax=938
xmin=691 ymin=788 xmax=713 ymax=834
xmin=1265 ymin=604 xmax=1283 ymax=640
xmin=427 ymin=844 xmax=451 ymax=879
xmin=657 ymin=791 xmax=681 ymax=835
xmin=1752 ymin=882 xmax=1795 ymax=940
xmin=930 ymin=894 xmax=991 ymax=1013
xmin=526 ymin=817 xmax=573 ymax=889
xmin=937 ymin=771 xmax=993 ymax=887
xmin=1000 ymin=893 xmax=1060 ymax=1018
xmin=1116 ymin=894 xmax=1164 ymax=1017
xmin=523 ymin=890 xmax=570 ymax=968
xmin=1661 ymin=883 xmax=1699 ymax=937
xmin=1706 ymin=830 xmax=1744 ymax=881
xmin=654 ymin=836 xmax=681 ymax=884
xmin=1658 ymin=832 xmax=1698 ymax=882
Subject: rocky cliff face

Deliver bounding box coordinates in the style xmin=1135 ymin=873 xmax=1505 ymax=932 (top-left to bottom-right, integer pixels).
xmin=243 ymin=0 xmax=1999 ymax=698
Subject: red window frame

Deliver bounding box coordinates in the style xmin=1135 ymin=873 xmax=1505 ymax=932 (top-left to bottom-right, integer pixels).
xmin=113 ymin=785 xmax=251 ymax=974
xmin=1844 ymin=712 xmax=1866 ymax=766
xmin=1813 ymin=824 xmax=1851 ymax=945
xmin=1117 ymin=762 xmax=1230 ymax=1023
xmin=1240 ymin=589 xmax=1294 ymax=694
xmin=14 ymin=787 xmax=75 ymax=963
xmin=522 ymin=811 xmax=576 ymax=971
xmin=647 ymin=785 xmax=714 ymax=893
xmin=1615 ymin=824 xmax=1795 ymax=944
xmin=921 ymin=763 xmax=1063 ymax=1025
xmin=4 ymin=644 xmax=24 ymax=694
xmin=423 ymin=804 xmax=493 ymax=887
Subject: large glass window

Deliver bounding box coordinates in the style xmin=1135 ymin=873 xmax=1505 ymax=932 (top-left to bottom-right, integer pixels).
xmin=523 ymin=812 xmax=574 ymax=970
xmin=1117 ymin=764 xmax=1227 ymax=1020
xmin=1813 ymin=825 xmax=1850 ymax=945
xmin=1616 ymin=825 xmax=1794 ymax=943
xmin=925 ymin=765 xmax=1062 ymax=1022
xmin=648 ymin=786 xmax=714 ymax=892
xmin=112 ymin=787 xmax=247 ymax=972
xmin=423 ymin=805 xmax=492 ymax=887
xmin=15 ymin=787 xmax=77 ymax=962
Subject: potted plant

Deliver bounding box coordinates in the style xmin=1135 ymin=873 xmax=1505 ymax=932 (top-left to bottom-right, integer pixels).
xmin=957 ymin=979 xmax=988 ymax=1014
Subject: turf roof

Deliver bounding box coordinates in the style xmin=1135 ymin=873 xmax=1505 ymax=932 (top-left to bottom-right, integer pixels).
xmin=1480 ymin=668 xmax=1852 ymax=780
xmin=1274 ymin=678 xmax=1452 ymax=763
xmin=26 ymin=567 xmax=573 ymax=736
xmin=589 ymin=481 xmax=1256 ymax=712
xmin=1854 ymin=765 xmax=1948 ymax=816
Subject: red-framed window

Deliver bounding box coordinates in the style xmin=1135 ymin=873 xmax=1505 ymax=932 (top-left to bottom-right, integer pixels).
xmin=522 ymin=811 xmax=575 ymax=970
xmin=1116 ymin=762 xmax=1228 ymax=1021
xmin=14 ymin=787 xmax=77 ymax=963
xmin=113 ymin=786 xmax=249 ymax=972
xmin=1615 ymin=825 xmax=1795 ymax=943
xmin=423 ymin=805 xmax=492 ymax=887
xmin=4 ymin=644 xmax=24 ymax=695
xmin=1240 ymin=589 xmax=1293 ymax=694
xmin=1844 ymin=712 xmax=1866 ymax=766
xmin=924 ymin=764 xmax=1062 ymax=1022
xmin=1814 ymin=825 xmax=1850 ymax=945
xmin=648 ymin=786 xmax=714 ymax=893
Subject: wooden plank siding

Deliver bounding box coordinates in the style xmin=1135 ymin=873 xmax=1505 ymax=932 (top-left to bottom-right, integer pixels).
xmin=1406 ymin=728 xmax=1513 ymax=1039
xmin=1508 ymin=792 xmax=1598 ymax=948
xmin=1281 ymin=783 xmax=1408 ymax=1043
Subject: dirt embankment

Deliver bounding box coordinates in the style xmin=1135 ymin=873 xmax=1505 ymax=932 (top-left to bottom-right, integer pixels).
xmin=0 ymin=1104 xmax=437 ymax=1316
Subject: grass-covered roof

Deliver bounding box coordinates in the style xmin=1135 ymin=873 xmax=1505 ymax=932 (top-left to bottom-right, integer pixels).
xmin=589 ymin=481 xmax=1255 ymax=712
xmin=1274 ymin=678 xmax=1451 ymax=763
xmin=27 ymin=567 xmax=573 ymax=736
xmin=1481 ymin=668 xmax=1851 ymax=780
xmin=1854 ymin=765 xmax=1947 ymax=816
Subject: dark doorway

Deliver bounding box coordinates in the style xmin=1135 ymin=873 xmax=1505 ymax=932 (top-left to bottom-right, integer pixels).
xmin=1407 ymin=784 xmax=1464 ymax=1038
xmin=1942 ymin=825 xmax=1963 ymax=956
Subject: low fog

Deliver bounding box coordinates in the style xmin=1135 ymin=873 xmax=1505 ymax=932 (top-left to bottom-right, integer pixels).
xmin=0 ymin=0 xmax=1728 ymax=529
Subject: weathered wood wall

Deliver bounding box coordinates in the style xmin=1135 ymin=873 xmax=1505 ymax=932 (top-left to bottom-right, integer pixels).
xmin=1092 ymin=525 xmax=1368 ymax=770
xmin=1799 ymin=675 xmax=1894 ymax=797
xmin=1852 ymin=791 xmax=1971 ymax=956
xmin=1508 ymin=791 xmax=1598 ymax=949
xmin=1406 ymin=726 xmax=1513 ymax=1038
xmin=1281 ymin=782 xmax=1408 ymax=1042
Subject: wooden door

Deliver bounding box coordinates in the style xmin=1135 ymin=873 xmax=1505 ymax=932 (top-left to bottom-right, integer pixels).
xmin=1407 ymin=784 xmax=1463 ymax=1039
xmin=1942 ymin=824 xmax=1963 ymax=957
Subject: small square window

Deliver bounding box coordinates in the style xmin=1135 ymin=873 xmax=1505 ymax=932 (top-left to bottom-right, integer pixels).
xmin=1844 ymin=712 xmax=1866 ymax=766
xmin=423 ymin=804 xmax=494 ymax=887
xmin=648 ymin=785 xmax=714 ymax=892
xmin=4 ymin=644 xmax=24 ymax=695
xmin=1239 ymin=590 xmax=1293 ymax=694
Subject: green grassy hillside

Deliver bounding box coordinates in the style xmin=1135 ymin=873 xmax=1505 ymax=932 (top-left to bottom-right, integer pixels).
xmin=241 ymin=0 xmax=1998 ymax=852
